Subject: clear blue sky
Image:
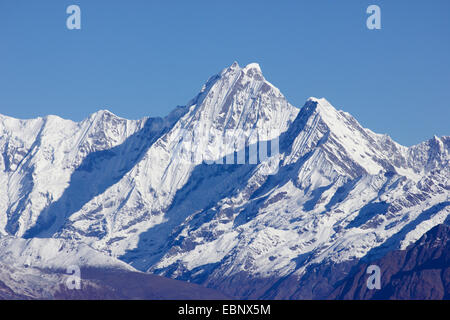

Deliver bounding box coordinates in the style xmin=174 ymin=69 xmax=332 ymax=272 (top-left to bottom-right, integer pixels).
xmin=1 ymin=0 xmax=449 ymax=146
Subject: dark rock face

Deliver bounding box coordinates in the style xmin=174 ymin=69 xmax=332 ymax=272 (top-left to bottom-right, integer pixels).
xmin=261 ymin=260 xmax=358 ymax=300
xmin=196 ymin=224 xmax=449 ymax=300
xmin=72 ymin=267 xmax=230 ymax=300
xmin=199 ymin=260 xmax=358 ymax=300
xmin=330 ymin=224 xmax=450 ymax=300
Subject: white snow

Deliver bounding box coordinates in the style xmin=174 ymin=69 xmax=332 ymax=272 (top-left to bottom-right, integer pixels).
xmin=0 ymin=62 xmax=448 ymax=288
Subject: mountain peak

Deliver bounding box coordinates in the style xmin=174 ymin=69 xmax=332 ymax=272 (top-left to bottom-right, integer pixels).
xmin=243 ymin=62 xmax=262 ymax=73
xmin=306 ymin=97 xmax=336 ymax=112
xmin=89 ymin=109 xmax=122 ymax=121
xmin=221 ymin=62 xmax=263 ymax=78
xmin=302 ymin=97 xmax=343 ymax=128
xmin=230 ymin=61 xmax=240 ymax=69
xmin=221 ymin=61 xmax=241 ymax=76
xmin=2 ymin=62 xmax=449 ymax=300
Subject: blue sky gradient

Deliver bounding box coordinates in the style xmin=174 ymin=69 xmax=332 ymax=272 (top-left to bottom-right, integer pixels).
xmin=1 ymin=0 xmax=449 ymax=146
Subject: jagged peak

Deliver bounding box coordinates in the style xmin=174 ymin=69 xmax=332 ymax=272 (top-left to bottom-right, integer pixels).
xmin=243 ymin=62 xmax=262 ymax=73
xmin=182 ymin=62 xmax=297 ymax=133
xmin=410 ymin=134 xmax=449 ymax=150
xmin=89 ymin=109 xmax=124 ymax=121
xmin=425 ymin=135 xmax=449 ymax=153
xmin=230 ymin=61 xmax=240 ymax=69
xmin=220 ymin=61 xmax=264 ymax=79
xmin=198 ymin=62 xmax=285 ymax=103
xmin=306 ymin=97 xmax=337 ymax=113
xmin=92 ymin=109 xmax=115 ymax=116
xmin=0 ymin=113 xmax=64 ymax=123
xmin=301 ymin=97 xmax=345 ymax=128
xmin=305 ymin=97 xmax=376 ymax=141
xmin=431 ymin=134 xmax=447 ymax=145
xmin=220 ymin=61 xmax=241 ymax=76
xmin=225 ymin=61 xmax=263 ymax=72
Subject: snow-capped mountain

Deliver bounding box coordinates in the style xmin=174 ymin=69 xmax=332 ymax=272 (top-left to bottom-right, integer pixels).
xmin=0 ymin=62 xmax=448 ymax=299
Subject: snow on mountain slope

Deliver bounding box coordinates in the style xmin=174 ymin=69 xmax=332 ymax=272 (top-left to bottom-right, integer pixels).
xmin=47 ymin=62 xmax=299 ymax=258
xmin=0 ymin=111 xmax=150 ymax=236
xmin=0 ymin=234 xmax=134 ymax=299
xmin=0 ymin=62 xmax=448 ymax=299
xmin=141 ymin=96 xmax=448 ymax=294
xmin=0 ymin=236 xmax=133 ymax=270
xmin=0 ymin=236 xmax=230 ymax=299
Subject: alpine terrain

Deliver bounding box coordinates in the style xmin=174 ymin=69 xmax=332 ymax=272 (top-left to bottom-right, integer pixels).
xmin=0 ymin=62 xmax=448 ymax=299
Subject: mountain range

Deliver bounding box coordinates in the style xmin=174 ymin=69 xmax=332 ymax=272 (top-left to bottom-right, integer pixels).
xmin=0 ymin=62 xmax=448 ymax=299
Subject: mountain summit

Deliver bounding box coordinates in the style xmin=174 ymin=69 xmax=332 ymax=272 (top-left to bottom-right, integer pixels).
xmin=0 ymin=63 xmax=448 ymax=299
